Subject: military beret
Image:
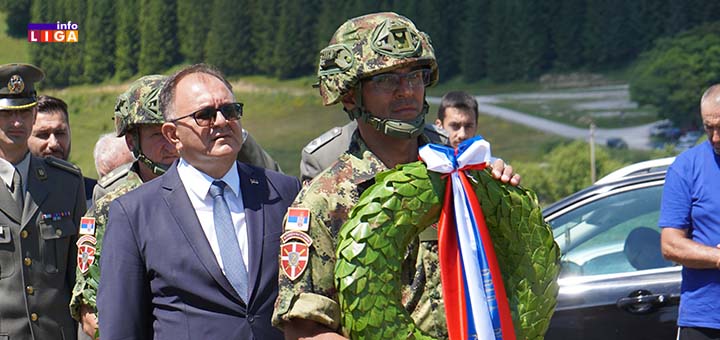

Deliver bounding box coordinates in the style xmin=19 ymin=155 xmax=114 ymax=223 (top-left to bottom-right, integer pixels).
xmin=0 ymin=63 xmax=45 ymax=110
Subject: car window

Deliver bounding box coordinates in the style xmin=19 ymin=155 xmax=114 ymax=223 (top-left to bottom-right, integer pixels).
xmin=549 ymin=184 xmax=673 ymax=278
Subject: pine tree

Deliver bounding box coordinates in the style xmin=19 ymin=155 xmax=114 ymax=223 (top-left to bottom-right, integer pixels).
xmin=29 ymin=0 xmax=50 ymax=70
xmin=459 ymin=0 xmax=489 ymax=81
xmin=5 ymin=0 xmax=31 ymax=38
xmin=139 ymin=0 xmax=178 ymax=75
xmin=549 ymin=0 xmax=586 ymax=70
xmin=204 ymin=0 xmax=253 ymax=75
xmin=271 ymin=0 xmax=318 ymax=78
xmin=114 ymin=0 xmax=139 ymax=80
xmin=177 ymin=0 xmax=211 ymax=63
xmin=62 ymin=0 xmax=86 ymax=85
xmin=83 ymin=0 xmax=115 ymax=83
xmin=250 ymin=0 xmax=279 ymax=74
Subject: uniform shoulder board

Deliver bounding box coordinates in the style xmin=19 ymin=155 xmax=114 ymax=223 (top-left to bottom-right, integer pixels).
xmin=423 ymin=124 xmax=449 ymax=145
xmin=44 ymin=156 xmax=81 ymax=176
xmin=98 ymin=162 xmax=132 ymax=188
xmin=303 ymin=126 xmax=345 ymax=154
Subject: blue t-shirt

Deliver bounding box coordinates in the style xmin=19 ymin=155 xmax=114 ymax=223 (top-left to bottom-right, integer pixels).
xmin=659 ymin=140 xmax=720 ymax=329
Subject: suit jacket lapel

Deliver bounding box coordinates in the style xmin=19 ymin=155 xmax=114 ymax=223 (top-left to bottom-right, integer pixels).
xmin=0 ymin=177 xmax=20 ymax=222
xmin=238 ymin=163 xmax=272 ymax=304
xmin=161 ymin=163 xmax=245 ymax=304
xmin=22 ymin=157 xmax=48 ymax=227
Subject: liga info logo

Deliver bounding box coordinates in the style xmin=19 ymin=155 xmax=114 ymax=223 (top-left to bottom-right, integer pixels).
xmin=27 ymin=21 xmax=79 ymax=43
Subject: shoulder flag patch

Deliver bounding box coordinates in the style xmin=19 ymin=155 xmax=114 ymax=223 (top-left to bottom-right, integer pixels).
xmin=285 ymin=207 xmax=310 ymax=232
xmin=79 ymin=217 xmax=96 ymax=236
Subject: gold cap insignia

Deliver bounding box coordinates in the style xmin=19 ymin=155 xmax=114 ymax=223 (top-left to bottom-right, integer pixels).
xmin=8 ymin=74 xmax=24 ymax=94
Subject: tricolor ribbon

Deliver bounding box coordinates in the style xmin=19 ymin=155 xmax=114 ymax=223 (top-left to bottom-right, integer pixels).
xmin=419 ymin=136 xmax=516 ymax=340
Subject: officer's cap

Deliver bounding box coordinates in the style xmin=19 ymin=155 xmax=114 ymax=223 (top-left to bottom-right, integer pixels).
xmin=0 ymin=63 xmax=45 ymax=110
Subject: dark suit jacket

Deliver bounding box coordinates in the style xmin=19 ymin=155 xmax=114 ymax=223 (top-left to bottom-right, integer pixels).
xmin=0 ymin=155 xmax=85 ymax=340
xmin=97 ymin=161 xmax=300 ymax=340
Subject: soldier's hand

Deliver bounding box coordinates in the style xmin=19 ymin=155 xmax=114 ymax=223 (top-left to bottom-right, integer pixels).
xmin=490 ymin=158 xmax=521 ymax=186
xmin=80 ymin=304 xmax=99 ymax=339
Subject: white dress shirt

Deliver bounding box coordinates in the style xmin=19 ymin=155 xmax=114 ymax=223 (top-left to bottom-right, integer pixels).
xmin=176 ymin=159 xmax=248 ymax=274
xmin=0 ymin=152 xmax=30 ymax=194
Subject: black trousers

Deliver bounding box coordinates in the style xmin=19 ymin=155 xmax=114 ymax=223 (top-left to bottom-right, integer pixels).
xmin=679 ymin=327 xmax=720 ymax=340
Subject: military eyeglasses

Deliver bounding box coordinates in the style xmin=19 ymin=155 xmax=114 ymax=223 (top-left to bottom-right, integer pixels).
xmin=365 ymin=69 xmax=431 ymax=92
xmin=169 ymin=102 xmax=243 ymax=126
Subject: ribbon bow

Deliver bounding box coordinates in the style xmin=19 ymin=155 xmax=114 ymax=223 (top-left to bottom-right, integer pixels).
xmin=419 ymin=136 xmax=516 ymax=340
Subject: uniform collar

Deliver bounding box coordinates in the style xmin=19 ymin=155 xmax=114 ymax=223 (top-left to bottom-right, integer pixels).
xmin=0 ymin=152 xmax=29 ymax=191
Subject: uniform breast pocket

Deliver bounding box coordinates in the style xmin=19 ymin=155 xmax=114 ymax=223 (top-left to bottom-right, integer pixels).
xmin=0 ymin=225 xmax=16 ymax=279
xmin=39 ymin=218 xmax=78 ymax=274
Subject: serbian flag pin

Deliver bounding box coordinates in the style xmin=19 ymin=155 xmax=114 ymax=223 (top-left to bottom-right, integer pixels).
xmin=285 ymin=208 xmax=310 ymax=232
xmin=79 ymin=217 xmax=96 ymax=236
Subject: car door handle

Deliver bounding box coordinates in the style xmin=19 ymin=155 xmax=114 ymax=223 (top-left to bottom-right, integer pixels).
xmin=616 ymin=290 xmax=668 ymax=314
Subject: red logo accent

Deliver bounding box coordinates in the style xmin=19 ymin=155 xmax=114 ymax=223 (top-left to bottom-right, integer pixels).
xmin=280 ymin=242 xmax=309 ymax=281
xmin=77 ymin=244 xmax=96 ymax=274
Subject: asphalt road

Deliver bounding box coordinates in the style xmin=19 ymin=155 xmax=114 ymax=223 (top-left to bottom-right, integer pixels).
xmin=428 ymin=86 xmax=656 ymax=151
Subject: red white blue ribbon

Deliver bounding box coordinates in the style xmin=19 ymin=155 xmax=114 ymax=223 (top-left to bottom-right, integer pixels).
xmin=419 ymin=136 xmax=516 ymax=340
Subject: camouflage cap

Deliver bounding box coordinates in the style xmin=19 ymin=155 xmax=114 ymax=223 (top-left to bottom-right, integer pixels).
xmin=114 ymin=75 xmax=167 ymax=137
xmin=0 ymin=63 xmax=45 ymax=110
xmin=317 ymin=12 xmax=438 ymax=106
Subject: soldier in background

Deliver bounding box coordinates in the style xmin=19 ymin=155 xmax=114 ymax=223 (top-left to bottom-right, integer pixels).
xmin=70 ymin=75 xmax=176 ymax=338
xmin=28 ymin=95 xmax=98 ymax=205
xmin=0 ymin=63 xmax=86 ymax=339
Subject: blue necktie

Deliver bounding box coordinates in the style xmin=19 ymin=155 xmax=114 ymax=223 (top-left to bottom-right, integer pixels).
xmin=209 ymin=181 xmax=249 ymax=302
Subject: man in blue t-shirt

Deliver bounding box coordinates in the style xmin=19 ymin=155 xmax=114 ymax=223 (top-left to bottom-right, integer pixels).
xmin=660 ymin=84 xmax=720 ymax=340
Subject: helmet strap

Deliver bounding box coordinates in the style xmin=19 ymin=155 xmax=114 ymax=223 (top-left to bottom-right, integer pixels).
xmin=343 ymin=83 xmax=428 ymax=139
xmin=130 ymin=130 xmax=170 ymax=177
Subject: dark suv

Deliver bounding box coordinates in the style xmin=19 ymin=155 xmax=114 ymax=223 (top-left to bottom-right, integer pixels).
xmin=543 ymin=159 xmax=680 ymax=340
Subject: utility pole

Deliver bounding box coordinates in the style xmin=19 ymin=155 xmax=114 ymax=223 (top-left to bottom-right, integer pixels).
xmin=590 ymin=122 xmax=596 ymax=183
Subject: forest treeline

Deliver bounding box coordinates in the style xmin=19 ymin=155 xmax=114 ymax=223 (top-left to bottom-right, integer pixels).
xmin=3 ymin=0 xmax=720 ymax=88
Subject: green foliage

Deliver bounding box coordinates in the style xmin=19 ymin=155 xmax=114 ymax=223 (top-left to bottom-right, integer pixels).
xmin=271 ymin=0 xmax=318 ymax=79
xmin=62 ymin=0 xmax=86 ymax=85
xmin=138 ymin=0 xmax=178 ymax=75
xmin=630 ymin=23 xmax=720 ymax=129
xmin=459 ymin=0 xmax=489 ymax=81
xmin=0 ymin=11 xmax=30 ymax=63
xmin=486 ymin=0 xmax=550 ymax=82
xmin=83 ymin=1 xmax=115 ymax=83
xmin=549 ymin=0 xmax=585 ymax=70
xmin=177 ymin=0 xmax=210 ymax=64
xmin=514 ymin=141 xmax=625 ymax=205
xmin=114 ymin=0 xmax=139 ymax=80
xmin=250 ymin=0 xmax=277 ymax=74
xmin=204 ymin=0 xmax=253 ymax=75
xmin=4 ymin=0 xmax=30 ymax=38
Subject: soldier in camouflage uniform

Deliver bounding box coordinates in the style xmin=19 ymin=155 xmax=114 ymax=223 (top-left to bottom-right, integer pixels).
xmin=70 ymin=75 xmax=171 ymax=338
xmin=272 ymin=13 xmax=519 ymax=339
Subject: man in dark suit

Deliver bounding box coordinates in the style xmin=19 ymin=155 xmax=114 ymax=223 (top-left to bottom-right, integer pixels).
xmin=0 ymin=63 xmax=86 ymax=340
xmin=97 ymin=64 xmax=300 ymax=340
xmin=27 ymin=95 xmax=97 ymax=206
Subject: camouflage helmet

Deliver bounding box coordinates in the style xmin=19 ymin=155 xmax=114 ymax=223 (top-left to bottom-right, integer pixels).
xmin=114 ymin=75 xmax=167 ymax=137
xmin=317 ymin=12 xmax=438 ymax=106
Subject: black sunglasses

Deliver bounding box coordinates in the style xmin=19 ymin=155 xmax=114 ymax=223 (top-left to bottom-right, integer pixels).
xmin=169 ymin=102 xmax=243 ymax=126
